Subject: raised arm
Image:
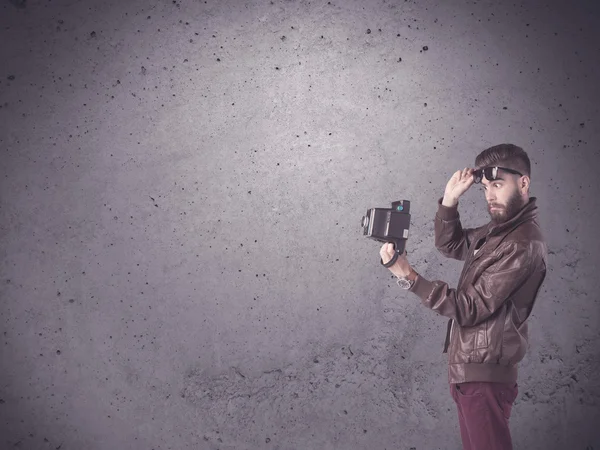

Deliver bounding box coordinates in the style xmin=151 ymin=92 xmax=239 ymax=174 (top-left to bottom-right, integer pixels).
xmin=434 ymin=196 xmax=485 ymax=261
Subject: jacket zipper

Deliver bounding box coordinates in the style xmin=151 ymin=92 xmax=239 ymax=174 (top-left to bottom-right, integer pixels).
xmin=446 ymin=236 xmax=485 ymax=353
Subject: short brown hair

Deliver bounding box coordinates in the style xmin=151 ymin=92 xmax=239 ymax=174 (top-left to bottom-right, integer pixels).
xmin=475 ymin=143 xmax=531 ymax=179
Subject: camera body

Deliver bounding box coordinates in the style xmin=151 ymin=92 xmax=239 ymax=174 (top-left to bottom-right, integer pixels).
xmin=361 ymin=200 xmax=411 ymax=255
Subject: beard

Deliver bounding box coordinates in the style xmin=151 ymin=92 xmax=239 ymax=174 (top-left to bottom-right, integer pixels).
xmin=488 ymin=191 xmax=527 ymax=224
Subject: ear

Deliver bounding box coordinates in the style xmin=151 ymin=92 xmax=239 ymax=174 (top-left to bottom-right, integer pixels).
xmin=520 ymin=176 xmax=530 ymax=191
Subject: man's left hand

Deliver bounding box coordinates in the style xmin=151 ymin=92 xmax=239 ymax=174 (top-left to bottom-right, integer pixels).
xmin=380 ymin=242 xmax=412 ymax=278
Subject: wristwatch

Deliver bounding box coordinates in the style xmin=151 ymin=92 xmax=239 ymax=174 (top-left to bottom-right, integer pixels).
xmin=396 ymin=269 xmax=418 ymax=290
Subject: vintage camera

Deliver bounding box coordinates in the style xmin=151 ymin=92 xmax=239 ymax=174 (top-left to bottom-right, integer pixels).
xmin=361 ymin=200 xmax=411 ymax=267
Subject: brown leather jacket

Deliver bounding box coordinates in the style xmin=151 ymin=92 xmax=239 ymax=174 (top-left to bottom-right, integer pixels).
xmin=408 ymin=196 xmax=548 ymax=384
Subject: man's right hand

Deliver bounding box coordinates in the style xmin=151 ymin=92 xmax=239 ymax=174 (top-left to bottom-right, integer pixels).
xmin=443 ymin=167 xmax=475 ymax=207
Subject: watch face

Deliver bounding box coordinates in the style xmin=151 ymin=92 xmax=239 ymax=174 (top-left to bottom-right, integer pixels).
xmin=397 ymin=278 xmax=411 ymax=289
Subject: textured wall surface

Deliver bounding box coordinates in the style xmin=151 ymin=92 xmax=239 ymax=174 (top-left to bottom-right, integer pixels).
xmin=1 ymin=0 xmax=599 ymax=449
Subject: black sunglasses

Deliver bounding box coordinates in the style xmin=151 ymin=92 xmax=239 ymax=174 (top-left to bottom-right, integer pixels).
xmin=473 ymin=166 xmax=523 ymax=184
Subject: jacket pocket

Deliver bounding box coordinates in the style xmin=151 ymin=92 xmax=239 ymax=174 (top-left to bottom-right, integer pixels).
xmin=450 ymin=321 xmax=490 ymax=364
xmin=474 ymin=320 xmax=489 ymax=349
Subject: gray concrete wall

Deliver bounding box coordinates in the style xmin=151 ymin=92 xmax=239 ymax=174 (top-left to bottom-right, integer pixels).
xmin=1 ymin=0 xmax=599 ymax=448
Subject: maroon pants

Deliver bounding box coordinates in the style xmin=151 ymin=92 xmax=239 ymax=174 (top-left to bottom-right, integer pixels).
xmin=450 ymin=381 xmax=519 ymax=450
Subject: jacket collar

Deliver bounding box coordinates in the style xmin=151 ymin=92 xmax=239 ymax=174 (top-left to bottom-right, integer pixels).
xmin=486 ymin=197 xmax=538 ymax=236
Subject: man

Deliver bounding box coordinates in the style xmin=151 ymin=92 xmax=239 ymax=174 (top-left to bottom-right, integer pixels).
xmin=380 ymin=144 xmax=548 ymax=449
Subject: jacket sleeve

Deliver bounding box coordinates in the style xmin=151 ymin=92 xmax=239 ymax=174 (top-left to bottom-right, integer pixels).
xmin=408 ymin=241 xmax=534 ymax=326
xmin=434 ymin=197 xmax=485 ymax=261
